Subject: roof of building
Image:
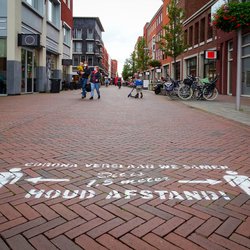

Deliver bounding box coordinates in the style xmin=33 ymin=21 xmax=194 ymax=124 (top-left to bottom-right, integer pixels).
xmin=73 ymin=17 xmax=105 ymax=32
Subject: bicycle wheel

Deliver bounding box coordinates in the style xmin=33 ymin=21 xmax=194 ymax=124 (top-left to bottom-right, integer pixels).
xmin=203 ymin=87 xmax=218 ymax=101
xmin=178 ymin=85 xmax=193 ymax=100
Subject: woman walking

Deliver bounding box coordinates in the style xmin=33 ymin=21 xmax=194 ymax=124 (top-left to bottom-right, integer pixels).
xmin=89 ymin=66 xmax=101 ymax=100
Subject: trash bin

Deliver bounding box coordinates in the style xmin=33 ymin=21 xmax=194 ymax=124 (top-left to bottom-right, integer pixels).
xmin=50 ymin=79 xmax=61 ymax=93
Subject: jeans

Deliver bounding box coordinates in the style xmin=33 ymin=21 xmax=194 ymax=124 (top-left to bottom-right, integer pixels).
xmin=90 ymin=82 xmax=100 ymax=97
xmin=81 ymin=78 xmax=88 ymax=97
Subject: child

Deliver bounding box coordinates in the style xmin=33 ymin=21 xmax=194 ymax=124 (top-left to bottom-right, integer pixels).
xmin=134 ymin=76 xmax=143 ymax=98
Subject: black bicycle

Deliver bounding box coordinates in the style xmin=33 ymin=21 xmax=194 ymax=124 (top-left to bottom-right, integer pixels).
xmin=178 ymin=75 xmax=218 ymax=101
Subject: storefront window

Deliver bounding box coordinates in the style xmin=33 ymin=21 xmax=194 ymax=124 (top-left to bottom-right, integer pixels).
xmin=21 ymin=49 xmax=38 ymax=93
xmin=242 ymin=33 xmax=250 ymax=95
xmin=228 ymin=41 xmax=233 ymax=95
xmin=204 ymin=59 xmax=216 ymax=79
xmin=186 ymin=57 xmax=197 ymax=76
xmin=62 ymin=66 xmax=67 ymax=82
xmin=163 ymin=65 xmax=169 ymax=78
xmin=0 ymin=39 xmax=7 ymax=94
xmin=172 ymin=61 xmax=180 ymax=80
xmin=46 ymin=53 xmax=57 ymax=79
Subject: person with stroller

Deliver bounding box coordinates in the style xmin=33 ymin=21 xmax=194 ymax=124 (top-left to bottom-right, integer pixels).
xmin=89 ymin=66 xmax=101 ymax=100
xmin=134 ymin=75 xmax=143 ymax=98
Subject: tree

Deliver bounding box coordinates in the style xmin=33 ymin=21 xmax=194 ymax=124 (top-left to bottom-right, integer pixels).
xmin=122 ymin=52 xmax=138 ymax=80
xmin=122 ymin=60 xmax=131 ymax=81
xmin=149 ymin=59 xmax=162 ymax=81
xmin=135 ymin=37 xmax=151 ymax=73
xmin=159 ymin=0 xmax=186 ymax=79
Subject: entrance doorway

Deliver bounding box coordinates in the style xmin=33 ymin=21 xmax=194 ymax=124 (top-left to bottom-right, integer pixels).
xmin=21 ymin=49 xmax=37 ymax=93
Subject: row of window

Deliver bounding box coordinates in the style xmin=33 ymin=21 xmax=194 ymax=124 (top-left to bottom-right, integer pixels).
xmin=73 ymin=42 xmax=102 ymax=54
xmin=23 ymin=0 xmax=61 ymax=28
xmin=73 ymin=29 xmax=94 ymax=40
xmin=184 ymin=14 xmax=214 ymax=48
xmin=73 ymin=55 xmax=101 ymax=67
xmin=24 ymin=0 xmax=72 ymax=47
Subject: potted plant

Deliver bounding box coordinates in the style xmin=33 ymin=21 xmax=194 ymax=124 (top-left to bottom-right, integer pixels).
xmin=212 ymin=2 xmax=250 ymax=32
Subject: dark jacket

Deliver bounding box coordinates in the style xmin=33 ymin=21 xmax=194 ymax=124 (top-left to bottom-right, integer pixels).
xmin=82 ymin=67 xmax=91 ymax=79
xmin=90 ymin=71 xmax=101 ymax=83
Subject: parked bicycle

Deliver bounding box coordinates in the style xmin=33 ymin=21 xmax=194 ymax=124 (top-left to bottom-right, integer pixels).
xmin=178 ymin=75 xmax=218 ymax=101
xmin=154 ymin=75 xmax=181 ymax=97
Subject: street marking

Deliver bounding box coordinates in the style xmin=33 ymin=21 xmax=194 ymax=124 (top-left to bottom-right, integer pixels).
xmin=25 ymin=177 xmax=70 ymax=184
xmin=0 ymin=166 xmax=249 ymax=198
xmin=24 ymin=189 xmax=231 ymax=201
xmin=178 ymin=179 xmax=222 ymax=185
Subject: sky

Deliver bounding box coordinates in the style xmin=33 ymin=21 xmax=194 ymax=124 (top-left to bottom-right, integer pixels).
xmin=73 ymin=0 xmax=163 ymax=75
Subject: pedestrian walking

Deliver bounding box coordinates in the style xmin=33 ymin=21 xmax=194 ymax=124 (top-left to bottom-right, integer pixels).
xmin=134 ymin=76 xmax=143 ymax=98
xmin=104 ymin=76 xmax=110 ymax=87
xmin=89 ymin=66 xmax=101 ymax=100
xmin=77 ymin=61 xmax=91 ymax=99
xmin=117 ymin=77 xmax=122 ymax=89
xmin=114 ymin=76 xmax=118 ymax=86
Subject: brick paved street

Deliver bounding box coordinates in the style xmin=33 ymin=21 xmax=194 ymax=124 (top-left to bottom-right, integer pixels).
xmin=0 ymin=86 xmax=249 ymax=250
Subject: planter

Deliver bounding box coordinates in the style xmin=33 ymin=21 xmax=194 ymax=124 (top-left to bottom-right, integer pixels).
xmin=213 ymin=2 xmax=250 ymax=33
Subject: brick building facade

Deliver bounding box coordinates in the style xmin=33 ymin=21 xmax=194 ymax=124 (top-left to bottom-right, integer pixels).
xmin=138 ymin=0 xmax=250 ymax=97
xmin=111 ymin=59 xmax=118 ymax=79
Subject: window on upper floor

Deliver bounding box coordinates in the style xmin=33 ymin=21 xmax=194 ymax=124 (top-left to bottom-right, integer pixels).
xmin=207 ymin=14 xmax=213 ymax=40
xmin=184 ymin=29 xmax=188 ymax=46
xmin=166 ymin=5 xmax=169 ymax=16
xmin=87 ymin=29 xmax=94 ymax=39
xmin=23 ymin=0 xmax=44 ymax=15
xmin=73 ymin=42 xmax=82 ymax=53
xmin=87 ymin=43 xmax=94 ymax=53
xmin=73 ymin=55 xmax=80 ymax=66
xmin=74 ymin=29 xmax=82 ymax=39
xmin=189 ymin=26 xmax=193 ymax=47
xmin=200 ymin=18 xmax=205 ymax=43
xmin=47 ymin=0 xmax=60 ymax=28
xmin=67 ymin=0 xmax=71 ymax=9
xmin=194 ymin=22 xmax=199 ymax=45
xmin=63 ymin=26 xmax=71 ymax=46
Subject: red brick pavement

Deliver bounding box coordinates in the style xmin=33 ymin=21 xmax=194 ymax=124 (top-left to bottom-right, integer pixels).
xmin=0 ymin=86 xmax=249 ymax=249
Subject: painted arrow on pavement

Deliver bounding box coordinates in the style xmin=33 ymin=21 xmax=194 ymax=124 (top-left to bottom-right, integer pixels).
xmin=178 ymin=179 xmax=222 ymax=185
xmin=25 ymin=177 xmax=70 ymax=184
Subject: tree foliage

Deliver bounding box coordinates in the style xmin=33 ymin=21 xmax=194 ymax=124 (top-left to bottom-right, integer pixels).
xmin=212 ymin=2 xmax=250 ymax=32
xmin=135 ymin=37 xmax=151 ymax=72
xmin=122 ymin=52 xmax=137 ymax=80
xmin=149 ymin=59 xmax=162 ymax=68
xmin=159 ymin=0 xmax=186 ymax=78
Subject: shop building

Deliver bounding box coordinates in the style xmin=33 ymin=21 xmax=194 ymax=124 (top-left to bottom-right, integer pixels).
xmin=61 ymin=0 xmax=74 ymax=86
xmin=102 ymin=46 xmax=110 ymax=77
xmin=216 ymin=28 xmax=250 ymax=96
xmin=111 ymin=59 xmax=118 ymax=79
xmin=143 ymin=5 xmax=163 ymax=80
xmin=0 ymin=0 xmax=73 ymax=95
xmin=177 ymin=0 xmax=217 ymax=81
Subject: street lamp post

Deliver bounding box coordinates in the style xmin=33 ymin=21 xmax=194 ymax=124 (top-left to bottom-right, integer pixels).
xmin=236 ymin=0 xmax=242 ymax=111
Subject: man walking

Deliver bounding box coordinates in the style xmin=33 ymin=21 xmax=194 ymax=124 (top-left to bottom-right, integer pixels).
xmin=79 ymin=61 xmax=91 ymax=99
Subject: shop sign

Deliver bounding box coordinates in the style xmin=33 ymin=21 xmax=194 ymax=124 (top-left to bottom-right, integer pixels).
xmin=62 ymin=59 xmax=73 ymax=66
xmin=205 ymin=50 xmax=218 ymax=60
xmin=18 ymin=34 xmax=40 ymax=47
